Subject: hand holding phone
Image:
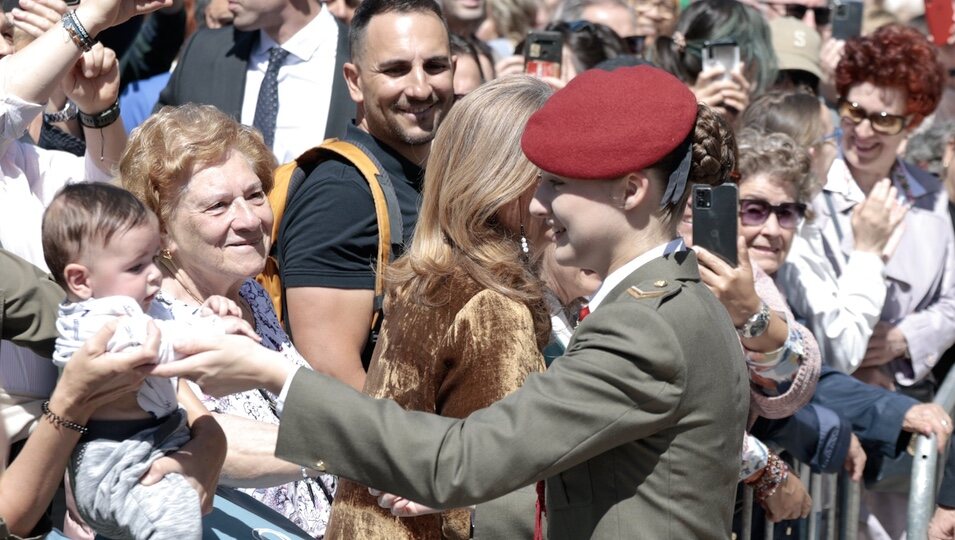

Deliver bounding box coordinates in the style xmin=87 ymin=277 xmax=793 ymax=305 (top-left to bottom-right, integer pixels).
xmin=692 ymin=184 xmax=738 ymax=267
xmin=702 ymin=39 xmax=740 ymax=81
xmin=524 ymin=31 xmax=563 ymax=80
xmin=831 ymin=0 xmax=864 ymax=40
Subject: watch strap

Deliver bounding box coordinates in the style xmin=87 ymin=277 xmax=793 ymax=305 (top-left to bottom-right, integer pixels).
xmin=43 ymin=100 xmax=78 ymax=124
xmin=78 ymin=101 xmax=121 ymax=129
xmin=739 ymin=302 xmax=771 ymax=339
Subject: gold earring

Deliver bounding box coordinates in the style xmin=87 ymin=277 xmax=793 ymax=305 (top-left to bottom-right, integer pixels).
xmin=160 ymin=249 xmax=172 ymax=260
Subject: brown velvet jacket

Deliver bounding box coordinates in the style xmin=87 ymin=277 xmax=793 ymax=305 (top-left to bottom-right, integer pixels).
xmin=325 ymin=274 xmax=546 ymax=540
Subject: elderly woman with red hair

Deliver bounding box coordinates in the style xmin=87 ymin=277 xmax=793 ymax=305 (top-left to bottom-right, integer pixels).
xmin=780 ymin=23 xmax=951 ymax=538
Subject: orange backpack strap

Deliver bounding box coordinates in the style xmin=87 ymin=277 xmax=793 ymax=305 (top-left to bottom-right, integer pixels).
xmin=257 ymin=138 xmax=402 ymax=328
xmin=316 ymin=139 xmax=403 ymax=308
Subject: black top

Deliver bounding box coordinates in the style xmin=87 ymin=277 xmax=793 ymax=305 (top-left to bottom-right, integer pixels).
xmin=277 ymin=123 xmax=424 ymax=291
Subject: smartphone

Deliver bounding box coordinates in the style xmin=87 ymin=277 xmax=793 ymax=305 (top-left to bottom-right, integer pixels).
xmin=524 ymin=31 xmax=563 ymax=79
xmin=831 ymin=0 xmax=864 ymax=40
xmin=702 ymin=39 xmax=740 ymax=81
xmin=925 ymin=0 xmax=954 ymax=46
xmin=692 ymin=184 xmax=738 ymax=267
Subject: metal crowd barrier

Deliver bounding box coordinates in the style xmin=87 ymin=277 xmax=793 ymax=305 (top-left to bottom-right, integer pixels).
xmin=907 ymin=367 xmax=955 ymax=538
xmin=735 ymin=365 xmax=955 ymax=540
xmin=736 ymin=470 xmax=860 ymax=540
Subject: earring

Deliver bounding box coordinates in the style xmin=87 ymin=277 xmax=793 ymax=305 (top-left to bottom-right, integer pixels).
xmin=160 ymin=248 xmax=172 ymax=260
xmin=520 ymin=224 xmax=530 ymax=257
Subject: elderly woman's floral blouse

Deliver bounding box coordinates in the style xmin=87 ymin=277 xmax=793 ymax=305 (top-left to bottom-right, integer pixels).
xmin=158 ymin=279 xmax=335 ymax=538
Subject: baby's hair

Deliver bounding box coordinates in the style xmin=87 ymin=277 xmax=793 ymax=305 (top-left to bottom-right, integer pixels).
xmin=42 ymin=183 xmax=154 ymax=289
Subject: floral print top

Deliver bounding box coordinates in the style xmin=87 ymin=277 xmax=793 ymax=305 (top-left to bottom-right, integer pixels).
xmin=157 ymin=279 xmax=335 ymax=538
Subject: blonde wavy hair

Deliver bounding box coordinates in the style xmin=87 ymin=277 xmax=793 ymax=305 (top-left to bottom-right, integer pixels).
xmin=387 ymin=75 xmax=553 ymax=347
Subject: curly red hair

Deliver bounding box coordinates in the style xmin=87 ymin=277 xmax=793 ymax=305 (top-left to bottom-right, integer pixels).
xmin=836 ymin=24 xmax=944 ymax=127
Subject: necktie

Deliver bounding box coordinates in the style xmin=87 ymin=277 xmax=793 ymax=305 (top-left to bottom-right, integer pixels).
xmin=578 ymin=304 xmax=591 ymax=322
xmin=252 ymin=47 xmax=290 ymax=149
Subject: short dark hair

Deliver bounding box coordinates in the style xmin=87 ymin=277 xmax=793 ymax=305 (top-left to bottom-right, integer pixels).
xmin=42 ymin=183 xmax=154 ymax=288
xmin=349 ymin=0 xmax=447 ymax=61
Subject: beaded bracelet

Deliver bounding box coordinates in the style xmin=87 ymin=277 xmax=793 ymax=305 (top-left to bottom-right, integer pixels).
xmin=41 ymin=400 xmax=88 ymax=435
xmin=753 ymin=453 xmax=790 ymax=502
xmin=62 ymin=11 xmax=94 ymax=52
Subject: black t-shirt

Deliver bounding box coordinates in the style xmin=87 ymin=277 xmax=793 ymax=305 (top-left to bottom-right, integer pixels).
xmin=277 ymin=124 xmax=424 ymax=292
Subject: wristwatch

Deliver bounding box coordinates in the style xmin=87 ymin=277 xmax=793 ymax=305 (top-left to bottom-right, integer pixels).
xmin=739 ymin=302 xmax=771 ymax=339
xmin=78 ymin=101 xmax=121 ymax=129
xmin=43 ymin=100 xmax=78 ymax=124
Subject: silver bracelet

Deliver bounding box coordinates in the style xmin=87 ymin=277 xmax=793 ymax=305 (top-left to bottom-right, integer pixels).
xmin=43 ymin=100 xmax=78 ymax=123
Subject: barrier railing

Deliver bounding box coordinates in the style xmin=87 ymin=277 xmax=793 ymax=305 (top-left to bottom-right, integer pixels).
xmin=907 ymin=367 xmax=955 ymax=538
xmin=736 ymin=472 xmax=859 ymax=540
xmin=735 ymin=365 xmax=955 ymax=540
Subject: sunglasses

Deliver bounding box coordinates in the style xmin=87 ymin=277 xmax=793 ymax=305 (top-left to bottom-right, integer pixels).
xmin=838 ymin=100 xmax=909 ymax=136
xmin=782 ymin=3 xmax=831 ymax=25
xmin=560 ymin=20 xmax=599 ymax=33
xmin=739 ymin=199 xmax=807 ymax=230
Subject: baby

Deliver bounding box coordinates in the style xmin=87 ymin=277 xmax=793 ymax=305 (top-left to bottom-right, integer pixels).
xmin=42 ymin=183 xmax=249 ymax=540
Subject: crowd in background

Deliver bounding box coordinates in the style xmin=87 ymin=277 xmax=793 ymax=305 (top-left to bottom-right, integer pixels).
xmin=1 ymin=0 xmax=955 ymax=537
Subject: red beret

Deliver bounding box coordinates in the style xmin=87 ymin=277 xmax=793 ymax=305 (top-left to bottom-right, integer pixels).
xmin=521 ymin=65 xmax=698 ymax=180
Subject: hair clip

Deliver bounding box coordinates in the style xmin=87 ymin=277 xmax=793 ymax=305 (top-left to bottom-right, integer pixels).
xmin=672 ymin=32 xmax=687 ymax=54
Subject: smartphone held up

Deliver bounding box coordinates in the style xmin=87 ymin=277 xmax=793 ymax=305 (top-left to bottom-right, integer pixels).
xmin=524 ymin=31 xmax=563 ymax=80
xmin=702 ymin=39 xmax=740 ymax=80
xmin=692 ymin=184 xmax=739 ymax=267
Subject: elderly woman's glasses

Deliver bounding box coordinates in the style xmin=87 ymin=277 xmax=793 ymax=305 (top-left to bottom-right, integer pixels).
xmin=838 ymin=100 xmax=908 ymax=136
xmin=739 ymin=199 xmax=807 ymax=229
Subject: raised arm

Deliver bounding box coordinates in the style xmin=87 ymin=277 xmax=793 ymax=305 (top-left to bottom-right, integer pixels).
xmin=2 ymin=0 xmax=170 ymax=105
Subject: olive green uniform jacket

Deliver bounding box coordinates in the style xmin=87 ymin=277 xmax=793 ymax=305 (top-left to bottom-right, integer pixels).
xmin=0 ymin=249 xmax=61 ymax=358
xmin=277 ymin=251 xmax=750 ymax=539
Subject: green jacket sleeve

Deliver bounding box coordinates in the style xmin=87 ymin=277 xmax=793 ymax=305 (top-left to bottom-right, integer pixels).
xmin=0 ymin=249 xmax=64 ymax=357
xmin=275 ymin=299 xmax=685 ymax=508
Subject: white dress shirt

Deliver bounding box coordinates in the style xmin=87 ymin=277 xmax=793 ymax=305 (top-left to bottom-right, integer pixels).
xmin=241 ymin=7 xmax=339 ymax=163
xmin=586 ymin=238 xmax=686 ymax=313
xmin=0 ymin=58 xmax=112 ymax=437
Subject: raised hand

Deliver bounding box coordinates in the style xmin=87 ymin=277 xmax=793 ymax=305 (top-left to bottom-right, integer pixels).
xmin=851 ymin=178 xmax=908 ymax=258
xmin=9 ymin=0 xmax=67 ymax=40
xmin=60 ymin=42 xmax=118 ymax=114
xmin=693 ymin=235 xmax=760 ymax=327
xmin=74 ymin=0 xmax=172 ymax=38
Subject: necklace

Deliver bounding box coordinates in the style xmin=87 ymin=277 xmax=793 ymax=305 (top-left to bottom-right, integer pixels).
xmin=155 ymin=255 xmax=206 ymax=306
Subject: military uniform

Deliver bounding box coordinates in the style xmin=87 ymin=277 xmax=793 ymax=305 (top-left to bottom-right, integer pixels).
xmin=276 ymin=250 xmax=750 ymax=539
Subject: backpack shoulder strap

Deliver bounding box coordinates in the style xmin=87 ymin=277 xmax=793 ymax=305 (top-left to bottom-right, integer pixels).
xmin=315 ymin=139 xmax=403 ymax=303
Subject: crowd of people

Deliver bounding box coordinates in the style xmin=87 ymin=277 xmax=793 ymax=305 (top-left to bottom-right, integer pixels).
xmin=1 ymin=0 xmax=955 ymax=537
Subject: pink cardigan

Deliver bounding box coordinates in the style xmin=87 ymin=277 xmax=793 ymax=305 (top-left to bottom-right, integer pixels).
xmin=748 ymin=265 xmax=821 ymax=425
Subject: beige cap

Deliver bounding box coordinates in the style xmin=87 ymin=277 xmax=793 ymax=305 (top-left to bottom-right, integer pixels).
xmin=770 ymin=17 xmax=823 ymax=80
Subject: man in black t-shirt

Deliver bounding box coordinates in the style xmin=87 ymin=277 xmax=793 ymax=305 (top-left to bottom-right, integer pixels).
xmin=277 ymin=0 xmax=454 ymax=390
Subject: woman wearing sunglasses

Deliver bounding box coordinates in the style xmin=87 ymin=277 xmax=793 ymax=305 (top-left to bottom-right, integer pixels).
xmin=822 ymin=23 xmax=950 ymax=393
xmin=743 ymin=90 xmax=908 ymax=377
xmin=805 ymin=23 xmax=949 ymax=540
xmin=677 ymin=129 xmax=822 ymax=523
